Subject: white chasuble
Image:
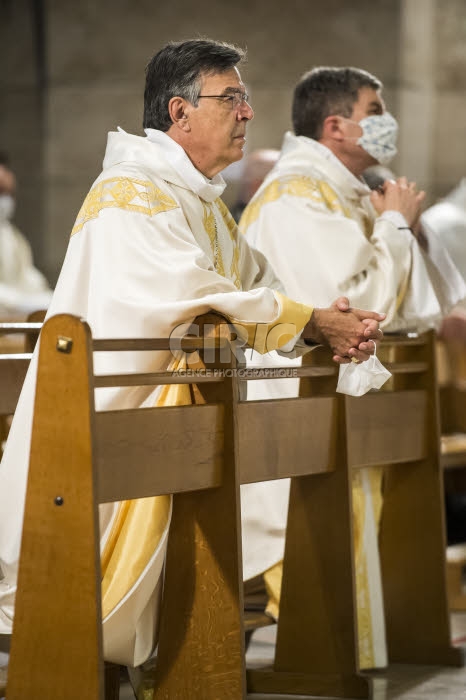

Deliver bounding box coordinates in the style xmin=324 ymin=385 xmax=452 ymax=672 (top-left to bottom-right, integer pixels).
xmin=0 ymin=129 xmax=313 ymax=666
xmin=240 ymin=133 xmax=466 ymax=670
xmin=0 ymin=217 xmax=52 ymax=315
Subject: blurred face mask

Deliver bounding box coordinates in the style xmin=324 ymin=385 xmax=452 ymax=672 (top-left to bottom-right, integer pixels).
xmin=336 ymin=341 xmax=392 ymax=397
xmin=0 ymin=194 xmax=15 ymax=221
xmin=345 ymin=112 xmax=398 ymax=165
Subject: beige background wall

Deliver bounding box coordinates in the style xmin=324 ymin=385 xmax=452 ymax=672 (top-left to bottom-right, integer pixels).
xmin=1 ymin=0 xmax=465 ymax=284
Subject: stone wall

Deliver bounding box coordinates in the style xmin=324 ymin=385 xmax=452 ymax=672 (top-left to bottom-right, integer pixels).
xmin=1 ymin=0 xmax=465 ymax=283
xmin=0 ymin=0 xmax=45 ymax=265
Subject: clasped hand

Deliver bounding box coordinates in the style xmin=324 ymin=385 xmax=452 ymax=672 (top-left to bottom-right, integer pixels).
xmin=370 ymin=176 xmax=425 ymax=228
xmin=304 ymin=297 xmax=385 ymax=363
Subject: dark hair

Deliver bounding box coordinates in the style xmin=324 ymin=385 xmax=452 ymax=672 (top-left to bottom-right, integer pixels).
xmin=143 ymin=39 xmax=245 ymax=132
xmin=292 ymin=67 xmax=382 ymax=140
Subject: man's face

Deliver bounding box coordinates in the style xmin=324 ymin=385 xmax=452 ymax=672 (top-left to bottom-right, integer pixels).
xmin=350 ymin=86 xmax=385 ymax=123
xmin=185 ymin=67 xmax=254 ymax=178
xmin=342 ymin=86 xmax=386 ymax=168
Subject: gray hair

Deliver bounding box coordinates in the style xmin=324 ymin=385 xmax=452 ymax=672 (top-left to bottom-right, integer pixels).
xmin=144 ymin=39 xmax=245 ymax=132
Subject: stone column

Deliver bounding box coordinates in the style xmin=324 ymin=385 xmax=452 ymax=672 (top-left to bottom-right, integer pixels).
xmin=397 ymin=0 xmax=436 ymax=198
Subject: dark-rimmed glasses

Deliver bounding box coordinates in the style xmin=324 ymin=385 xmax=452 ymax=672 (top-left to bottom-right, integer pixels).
xmin=197 ymin=92 xmax=250 ymax=110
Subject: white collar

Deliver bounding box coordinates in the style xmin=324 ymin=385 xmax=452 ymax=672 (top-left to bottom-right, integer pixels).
xmin=144 ymin=128 xmax=226 ymax=203
xmin=280 ymin=132 xmax=371 ymax=199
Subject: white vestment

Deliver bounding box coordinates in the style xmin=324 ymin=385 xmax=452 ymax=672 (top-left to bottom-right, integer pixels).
xmin=422 ymin=178 xmax=466 ymax=311
xmin=239 ymin=132 xmax=466 ymax=669
xmin=0 ymin=129 xmax=313 ymax=666
xmin=0 ymin=216 xmax=52 ymax=315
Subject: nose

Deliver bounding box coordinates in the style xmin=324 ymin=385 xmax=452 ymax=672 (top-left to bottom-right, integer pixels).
xmin=238 ymin=100 xmax=254 ymax=121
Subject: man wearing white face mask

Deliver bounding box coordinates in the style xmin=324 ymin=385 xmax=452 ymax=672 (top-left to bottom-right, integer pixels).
xmin=241 ymin=66 xmax=464 ymax=329
xmin=239 ymin=67 xmax=466 ymax=672
xmin=0 ymin=155 xmax=52 ymax=316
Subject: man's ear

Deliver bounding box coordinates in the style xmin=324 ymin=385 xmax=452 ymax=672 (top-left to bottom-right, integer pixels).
xmin=168 ymin=96 xmax=191 ymax=131
xmin=321 ymin=115 xmax=345 ymax=143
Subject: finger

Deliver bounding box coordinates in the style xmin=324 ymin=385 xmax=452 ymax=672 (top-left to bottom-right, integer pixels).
xmin=408 ymin=181 xmax=417 ymax=191
xmin=369 ymin=190 xmax=384 ymax=213
xmin=333 ymin=354 xmax=351 ymax=364
xmin=416 ymin=190 xmax=426 ymax=203
xmin=358 ymin=340 xmax=377 ymax=354
xmin=354 ymin=310 xmax=386 ymax=322
xmin=362 ymin=321 xmax=383 ymax=337
xmin=398 ymin=176 xmax=408 ymax=189
xmin=333 ymin=296 xmax=350 ymax=311
xmin=363 ymin=325 xmax=383 ymax=339
xmin=348 ymin=347 xmax=372 ymax=362
xmin=361 ymin=319 xmax=378 ymax=335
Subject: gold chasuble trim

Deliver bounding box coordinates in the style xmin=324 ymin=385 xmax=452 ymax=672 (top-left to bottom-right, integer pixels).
xmin=239 ymin=175 xmax=351 ymax=231
xmin=228 ymin=291 xmax=313 ymax=355
xmin=202 ymin=202 xmax=226 ymax=278
xmin=215 ymin=199 xmax=242 ymax=289
xmin=71 ymin=177 xmax=179 ymax=236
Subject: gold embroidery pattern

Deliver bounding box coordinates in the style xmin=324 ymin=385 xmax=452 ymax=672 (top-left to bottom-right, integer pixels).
xmin=353 ymin=466 xmax=385 ymax=669
xmin=202 ymin=201 xmax=226 ymax=278
xmin=239 ymin=175 xmax=351 ymax=230
xmin=216 ymin=199 xmax=241 ymax=289
xmin=352 ymin=469 xmax=374 ymax=668
xmin=71 ymin=177 xmax=179 ymax=236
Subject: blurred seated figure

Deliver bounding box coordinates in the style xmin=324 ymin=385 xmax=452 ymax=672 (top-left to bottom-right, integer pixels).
xmin=0 ymin=153 xmax=52 ymax=316
xmin=230 ymin=148 xmax=279 ymax=222
xmin=423 ymin=179 xmax=466 ymax=309
xmin=421 ymin=179 xmax=466 ymax=545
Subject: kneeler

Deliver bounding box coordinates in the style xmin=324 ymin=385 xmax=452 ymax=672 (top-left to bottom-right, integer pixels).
xmin=6 ymin=312 xmax=247 ymax=700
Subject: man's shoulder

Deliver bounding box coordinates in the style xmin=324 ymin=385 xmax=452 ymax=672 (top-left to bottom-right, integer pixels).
xmin=71 ymin=163 xmax=180 ymax=237
xmin=240 ymin=171 xmax=346 ymax=231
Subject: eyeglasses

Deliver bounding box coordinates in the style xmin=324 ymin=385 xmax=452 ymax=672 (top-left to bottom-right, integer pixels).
xmin=197 ymin=92 xmax=250 ymax=110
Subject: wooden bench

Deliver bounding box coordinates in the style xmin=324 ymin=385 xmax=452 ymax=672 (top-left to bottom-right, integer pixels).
xmin=6 ymin=312 xmax=249 ymax=700
xmin=5 ymin=319 xmax=462 ymax=700
xmin=247 ymin=331 xmax=463 ymax=699
xmin=6 ymin=312 xmax=373 ymax=699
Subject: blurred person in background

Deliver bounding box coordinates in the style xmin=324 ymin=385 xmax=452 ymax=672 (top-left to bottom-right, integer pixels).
xmin=230 ymin=148 xmax=279 ymax=222
xmin=423 ymin=178 xmax=466 ymax=316
xmin=423 ymin=179 xmax=466 ymax=546
xmin=0 ymin=153 xmax=52 ymax=317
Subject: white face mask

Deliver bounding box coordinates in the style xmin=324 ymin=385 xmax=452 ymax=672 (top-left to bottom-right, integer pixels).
xmin=336 ymin=341 xmax=392 ymax=397
xmin=0 ymin=194 xmax=15 ymax=221
xmin=346 ymin=112 xmax=398 ymax=165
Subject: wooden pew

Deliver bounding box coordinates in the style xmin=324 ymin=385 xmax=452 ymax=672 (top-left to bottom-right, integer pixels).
xmin=6 ymin=319 xmax=461 ymax=700
xmin=247 ymin=331 xmax=463 ymax=699
xmin=0 ymin=313 xmax=156 ymax=699
xmin=6 ymin=312 xmax=247 ymax=700
xmin=6 ymin=312 xmax=369 ymax=699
